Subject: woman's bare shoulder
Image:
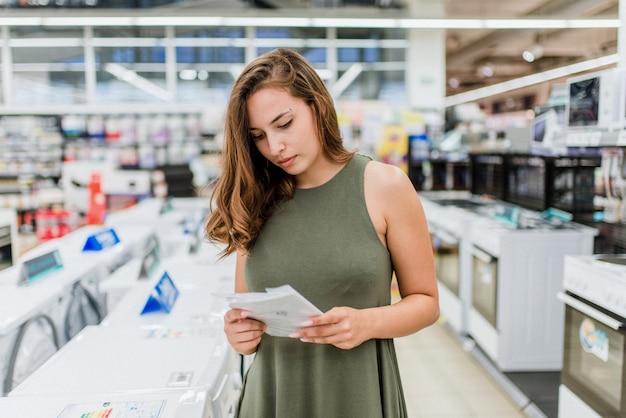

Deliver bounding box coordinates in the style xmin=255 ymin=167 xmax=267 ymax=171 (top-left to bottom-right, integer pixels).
xmin=364 ymin=159 xmax=413 ymax=192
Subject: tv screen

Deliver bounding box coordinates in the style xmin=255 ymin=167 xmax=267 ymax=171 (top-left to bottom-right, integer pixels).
xmin=568 ymin=76 xmax=600 ymax=127
xmin=533 ymin=117 xmax=547 ymax=143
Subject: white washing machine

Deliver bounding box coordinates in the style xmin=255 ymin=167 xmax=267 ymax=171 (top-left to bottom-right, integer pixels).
xmin=0 ymin=280 xmax=60 ymax=396
xmin=100 ymin=258 xmax=235 ymax=329
xmin=0 ymin=390 xmax=210 ymax=418
xmin=105 ymin=198 xmax=196 ymax=259
xmin=21 ymin=224 xmax=158 ymax=317
xmin=9 ymin=324 xmax=241 ymax=418
xmin=0 ymin=249 xmax=104 ymax=395
xmin=99 ymin=244 xmax=235 ymax=314
xmin=23 ymin=223 xmax=157 ymax=278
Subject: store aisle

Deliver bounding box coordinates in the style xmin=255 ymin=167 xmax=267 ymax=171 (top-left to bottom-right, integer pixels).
xmin=395 ymin=321 xmax=527 ymax=418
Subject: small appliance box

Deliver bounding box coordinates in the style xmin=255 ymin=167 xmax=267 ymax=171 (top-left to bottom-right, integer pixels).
xmin=62 ymin=161 xmax=151 ymax=213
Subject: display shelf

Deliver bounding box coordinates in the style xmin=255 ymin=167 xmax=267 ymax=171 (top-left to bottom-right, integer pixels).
xmin=0 ymin=115 xmax=64 ymax=179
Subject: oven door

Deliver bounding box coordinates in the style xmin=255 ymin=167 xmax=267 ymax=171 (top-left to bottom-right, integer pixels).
xmin=431 ymin=228 xmax=460 ymax=296
xmin=471 ymin=246 xmax=498 ymax=328
xmin=558 ymin=292 xmax=626 ymax=417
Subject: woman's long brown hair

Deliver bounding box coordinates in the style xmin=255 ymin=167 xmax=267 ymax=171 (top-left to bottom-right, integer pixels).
xmin=204 ymin=48 xmax=354 ymax=257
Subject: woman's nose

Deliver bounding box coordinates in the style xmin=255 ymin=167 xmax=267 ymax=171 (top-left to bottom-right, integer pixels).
xmin=267 ymin=134 xmax=285 ymax=155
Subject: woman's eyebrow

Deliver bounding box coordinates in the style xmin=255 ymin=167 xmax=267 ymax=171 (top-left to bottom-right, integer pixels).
xmin=270 ymin=108 xmax=292 ymax=124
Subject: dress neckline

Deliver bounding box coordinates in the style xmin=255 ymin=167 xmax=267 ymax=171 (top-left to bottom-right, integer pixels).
xmin=294 ymin=155 xmax=356 ymax=192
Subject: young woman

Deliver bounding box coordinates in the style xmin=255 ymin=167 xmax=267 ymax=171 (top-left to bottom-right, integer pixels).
xmin=205 ymin=48 xmax=439 ymax=418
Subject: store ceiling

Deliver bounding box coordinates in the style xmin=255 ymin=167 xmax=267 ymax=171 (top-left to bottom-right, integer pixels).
xmin=221 ymin=0 xmax=621 ymax=105
xmin=442 ymin=0 xmax=619 ymax=101
xmin=10 ymin=0 xmax=618 ymax=108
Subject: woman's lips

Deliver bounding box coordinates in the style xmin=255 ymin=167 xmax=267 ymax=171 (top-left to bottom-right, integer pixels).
xmin=278 ymin=156 xmax=296 ymax=168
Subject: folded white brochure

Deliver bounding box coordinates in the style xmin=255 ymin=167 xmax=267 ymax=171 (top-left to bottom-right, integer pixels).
xmin=224 ymin=285 xmax=323 ymax=337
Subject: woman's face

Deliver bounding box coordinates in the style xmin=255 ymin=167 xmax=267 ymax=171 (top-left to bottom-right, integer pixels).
xmin=247 ymin=87 xmax=325 ymax=182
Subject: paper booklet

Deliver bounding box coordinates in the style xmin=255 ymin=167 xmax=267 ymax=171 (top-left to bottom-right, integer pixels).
xmin=223 ymin=285 xmax=323 ymax=337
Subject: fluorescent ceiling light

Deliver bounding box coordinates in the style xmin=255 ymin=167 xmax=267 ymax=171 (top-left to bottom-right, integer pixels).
xmin=0 ymin=16 xmax=619 ymax=30
xmin=223 ymin=17 xmax=311 ymax=27
xmin=10 ymin=38 xmax=83 ymax=47
xmin=316 ymin=69 xmax=333 ymax=80
xmin=311 ymin=18 xmax=393 ymax=28
xmin=330 ymin=63 xmax=363 ymax=97
xmin=0 ymin=17 xmax=41 ymax=26
xmin=105 ymin=63 xmax=172 ymax=102
xmin=445 ymin=54 xmax=620 ymax=107
xmin=41 ymin=17 xmax=135 ymax=26
xmin=399 ymin=19 xmax=483 ymax=29
xmin=483 ymin=19 xmax=569 ymax=29
xmin=135 ymin=16 xmax=224 ymax=26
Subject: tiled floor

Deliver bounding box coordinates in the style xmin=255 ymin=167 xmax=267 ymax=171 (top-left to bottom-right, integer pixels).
xmin=395 ymin=320 xmax=528 ymax=418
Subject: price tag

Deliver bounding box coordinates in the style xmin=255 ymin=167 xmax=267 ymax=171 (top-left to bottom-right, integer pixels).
xmin=139 ymin=237 xmax=161 ymax=279
xmin=82 ymin=228 xmax=121 ymax=252
xmin=140 ymin=271 xmax=179 ymax=315
xmin=20 ymin=249 xmax=63 ymax=285
xmin=57 ymin=400 xmax=165 ymax=418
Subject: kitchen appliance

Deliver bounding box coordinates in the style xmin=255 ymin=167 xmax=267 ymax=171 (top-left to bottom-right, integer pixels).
xmin=0 ymin=249 xmax=104 ymax=395
xmin=98 ymin=237 xmax=235 ymax=314
xmin=23 ymin=223 xmax=157 ymax=278
xmin=9 ymin=324 xmax=241 ymax=418
xmin=420 ymin=192 xmax=492 ymax=336
xmin=558 ymin=254 xmax=626 ymax=418
xmin=105 ymin=197 xmax=198 ymax=258
xmin=20 ymin=224 xmax=157 ymax=320
xmin=0 ymin=285 xmax=59 ymax=396
xmin=427 ymin=158 xmax=470 ymax=191
xmin=0 ymin=390 xmax=211 ymax=418
xmin=530 ymin=108 xmax=566 ymax=155
xmin=100 ymin=258 xmax=236 ymax=329
xmin=504 ymin=154 xmax=601 ymax=218
xmin=60 ymin=160 xmax=152 ymax=216
xmin=468 ymin=208 xmax=597 ymax=371
xmin=469 ymin=153 xmax=507 ymax=200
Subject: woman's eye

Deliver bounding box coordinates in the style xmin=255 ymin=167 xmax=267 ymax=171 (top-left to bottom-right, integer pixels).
xmin=278 ymin=120 xmax=292 ymax=129
xmin=251 ymin=132 xmax=264 ymax=141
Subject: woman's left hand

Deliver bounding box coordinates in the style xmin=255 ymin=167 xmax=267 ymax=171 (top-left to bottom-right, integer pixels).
xmin=290 ymin=306 xmax=370 ymax=350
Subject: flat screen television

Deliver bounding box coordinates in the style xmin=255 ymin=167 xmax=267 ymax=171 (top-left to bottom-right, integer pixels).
xmin=568 ymin=76 xmax=599 ymax=127
xmin=530 ymin=108 xmax=567 ymax=154
xmin=534 ymin=109 xmax=557 ymax=143
xmin=533 ymin=112 xmax=549 ymax=143
xmin=566 ymin=69 xmax=622 ymax=131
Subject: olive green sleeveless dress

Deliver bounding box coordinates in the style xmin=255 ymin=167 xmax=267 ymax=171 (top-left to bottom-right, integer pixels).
xmin=238 ymin=154 xmax=407 ymax=418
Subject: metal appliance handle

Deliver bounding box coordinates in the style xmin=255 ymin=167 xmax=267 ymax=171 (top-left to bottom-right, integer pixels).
xmin=471 ymin=246 xmax=493 ymax=263
xmin=557 ymin=292 xmax=625 ymax=330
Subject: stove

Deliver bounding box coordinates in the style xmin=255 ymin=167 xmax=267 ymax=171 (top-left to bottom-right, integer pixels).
xmin=563 ymin=254 xmax=626 ymax=318
xmin=559 ymin=254 xmax=626 ymax=418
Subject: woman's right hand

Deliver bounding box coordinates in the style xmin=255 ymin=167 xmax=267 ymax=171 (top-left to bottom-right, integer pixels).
xmin=224 ymin=308 xmax=266 ymax=355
